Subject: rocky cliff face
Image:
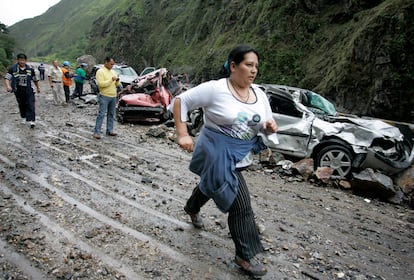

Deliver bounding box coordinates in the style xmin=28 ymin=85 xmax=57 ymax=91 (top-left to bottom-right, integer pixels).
xmin=312 ymin=0 xmax=414 ymax=122
xmin=84 ymin=0 xmax=413 ymax=122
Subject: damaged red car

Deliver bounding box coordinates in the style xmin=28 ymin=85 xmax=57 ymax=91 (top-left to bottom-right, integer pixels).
xmin=116 ymin=68 xmax=185 ymax=123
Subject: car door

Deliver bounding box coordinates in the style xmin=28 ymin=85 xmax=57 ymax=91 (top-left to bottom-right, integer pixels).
xmin=266 ymin=92 xmax=314 ymax=158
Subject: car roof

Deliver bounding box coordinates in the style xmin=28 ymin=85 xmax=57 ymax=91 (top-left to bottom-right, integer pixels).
xmin=113 ymin=64 xmax=132 ymax=69
xmin=259 ymin=84 xmax=294 ymax=101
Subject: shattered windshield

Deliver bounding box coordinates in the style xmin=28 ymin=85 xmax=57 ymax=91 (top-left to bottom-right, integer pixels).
xmin=306 ymin=91 xmax=337 ymax=116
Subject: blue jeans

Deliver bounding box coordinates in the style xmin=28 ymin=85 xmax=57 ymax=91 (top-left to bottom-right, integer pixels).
xmin=94 ymin=94 xmax=117 ymax=135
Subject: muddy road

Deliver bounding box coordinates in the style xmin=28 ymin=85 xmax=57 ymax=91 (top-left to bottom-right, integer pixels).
xmin=0 ymin=78 xmax=413 ymax=280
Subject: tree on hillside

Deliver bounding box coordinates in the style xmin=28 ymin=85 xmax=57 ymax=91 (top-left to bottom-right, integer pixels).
xmin=0 ymin=23 xmax=9 ymax=34
xmin=0 ymin=22 xmax=15 ymax=71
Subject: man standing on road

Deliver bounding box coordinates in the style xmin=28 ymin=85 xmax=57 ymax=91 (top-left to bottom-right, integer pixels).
xmin=38 ymin=63 xmax=46 ymax=80
xmin=4 ymin=53 xmax=40 ymax=128
xmin=93 ymin=57 xmax=120 ymax=139
xmin=48 ymin=60 xmax=66 ymax=106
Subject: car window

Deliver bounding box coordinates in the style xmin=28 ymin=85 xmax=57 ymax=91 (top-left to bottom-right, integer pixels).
xmin=122 ymin=68 xmax=137 ymax=76
xmin=111 ymin=66 xmax=135 ymax=76
xmin=140 ymin=67 xmax=156 ymax=76
xmin=269 ymin=95 xmax=303 ymax=118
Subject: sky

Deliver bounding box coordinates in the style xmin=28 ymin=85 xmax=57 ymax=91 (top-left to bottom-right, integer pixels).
xmin=1 ymin=0 xmax=61 ymax=27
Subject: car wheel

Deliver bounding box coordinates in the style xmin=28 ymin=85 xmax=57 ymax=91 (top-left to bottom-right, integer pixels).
xmin=162 ymin=110 xmax=172 ymax=121
xmin=315 ymin=144 xmax=354 ymax=178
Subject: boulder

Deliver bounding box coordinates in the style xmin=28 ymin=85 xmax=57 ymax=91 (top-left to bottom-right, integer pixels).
xmin=395 ymin=166 xmax=414 ymax=194
xmin=395 ymin=166 xmax=414 ymax=207
xmin=314 ymin=166 xmax=334 ymax=183
xmin=351 ymin=168 xmax=396 ymax=199
xmin=76 ymin=55 xmax=96 ymax=76
xmin=292 ymin=158 xmax=314 ymax=180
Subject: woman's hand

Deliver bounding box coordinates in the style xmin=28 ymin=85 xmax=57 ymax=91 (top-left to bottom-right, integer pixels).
xmin=173 ymin=97 xmax=194 ymax=152
xmin=177 ymin=135 xmax=194 ymax=153
xmin=263 ymin=119 xmax=278 ymax=134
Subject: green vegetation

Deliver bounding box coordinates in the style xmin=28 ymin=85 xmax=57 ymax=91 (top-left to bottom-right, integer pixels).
xmin=7 ymin=0 xmax=414 ymax=122
xmin=9 ymin=0 xmax=116 ymax=63
xmin=0 ymin=22 xmax=15 ymax=72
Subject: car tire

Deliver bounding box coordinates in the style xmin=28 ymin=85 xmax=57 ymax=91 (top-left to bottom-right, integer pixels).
xmin=162 ymin=110 xmax=172 ymax=122
xmin=315 ymin=144 xmax=354 ymax=178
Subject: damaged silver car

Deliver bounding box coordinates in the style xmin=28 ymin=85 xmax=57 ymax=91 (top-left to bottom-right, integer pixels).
xmin=260 ymin=84 xmax=414 ymax=178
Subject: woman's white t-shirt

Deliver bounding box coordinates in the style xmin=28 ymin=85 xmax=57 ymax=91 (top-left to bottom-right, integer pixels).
xmin=179 ymin=78 xmax=274 ymax=140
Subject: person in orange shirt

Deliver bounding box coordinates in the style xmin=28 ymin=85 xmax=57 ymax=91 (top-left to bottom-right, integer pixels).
xmin=61 ymin=61 xmax=73 ymax=104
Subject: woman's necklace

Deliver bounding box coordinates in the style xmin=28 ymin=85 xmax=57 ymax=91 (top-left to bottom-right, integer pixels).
xmin=229 ymin=79 xmax=250 ymax=102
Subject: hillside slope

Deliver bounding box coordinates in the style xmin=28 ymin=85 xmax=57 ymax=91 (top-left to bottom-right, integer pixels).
xmin=9 ymin=0 xmax=414 ymax=122
xmin=10 ymin=0 xmax=119 ymax=59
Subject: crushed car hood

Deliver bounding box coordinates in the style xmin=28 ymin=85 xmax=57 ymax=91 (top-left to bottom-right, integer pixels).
xmin=312 ymin=115 xmax=404 ymax=147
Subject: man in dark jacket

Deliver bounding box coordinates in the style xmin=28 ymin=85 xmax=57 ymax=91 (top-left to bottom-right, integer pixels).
xmin=4 ymin=53 xmax=40 ymax=128
xmin=38 ymin=63 xmax=46 ymax=80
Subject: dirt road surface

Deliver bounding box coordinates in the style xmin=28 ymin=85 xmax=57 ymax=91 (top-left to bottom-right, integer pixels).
xmin=0 ymin=77 xmax=413 ymax=280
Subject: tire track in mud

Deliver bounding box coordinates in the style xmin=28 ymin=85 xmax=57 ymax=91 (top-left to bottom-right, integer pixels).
xmin=1 ymin=134 xmax=200 ymax=222
xmin=36 ymin=113 xmax=191 ymax=163
xmin=2 ymin=120 xmax=193 ymax=196
xmin=0 ymin=185 xmax=145 ymax=280
xmin=8 ymin=126 xmax=201 ymax=226
xmin=0 ymin=131 xmax=243 ymax=279
xmin=35 ymin=135 xmax=195 ymax=201
xmin=0 ymin=239 xmax=47 ymax=279
xmin=33 ymin=121 xmax=198 ymax=195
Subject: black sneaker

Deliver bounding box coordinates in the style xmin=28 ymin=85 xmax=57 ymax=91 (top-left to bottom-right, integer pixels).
xmin=30 ymin=122 xmax=35 ymax=129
